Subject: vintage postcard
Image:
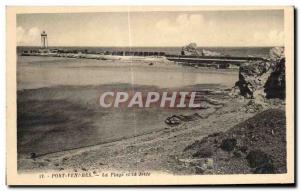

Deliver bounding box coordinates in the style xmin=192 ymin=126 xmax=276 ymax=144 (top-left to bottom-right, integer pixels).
xmin=6 ymin=6 xmax=294 ymax=185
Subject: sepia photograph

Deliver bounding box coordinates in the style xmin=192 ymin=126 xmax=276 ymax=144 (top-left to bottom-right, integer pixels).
xmin=6 ymin=6 xmax=294 ymax=185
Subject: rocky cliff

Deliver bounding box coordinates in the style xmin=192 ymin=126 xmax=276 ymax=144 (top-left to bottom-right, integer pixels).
xmin=231 ymin=47 xmax=285 ymax=100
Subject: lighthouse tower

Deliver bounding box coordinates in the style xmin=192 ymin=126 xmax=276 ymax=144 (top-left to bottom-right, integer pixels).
xmin=41 ymin=31 xmax=48 ymax=49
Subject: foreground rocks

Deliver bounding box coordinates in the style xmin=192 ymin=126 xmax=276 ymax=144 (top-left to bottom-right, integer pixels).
xmin=231 ymin=47 xmax=285 ymax=101
xmin=182 ymin=109 xmax=286 ymax=174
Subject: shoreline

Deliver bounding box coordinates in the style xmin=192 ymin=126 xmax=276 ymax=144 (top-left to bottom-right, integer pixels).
xmin=17 ymin=81 xmax=285 ymax=174
xmin=17 ymin=90 xmax=285 ymax=174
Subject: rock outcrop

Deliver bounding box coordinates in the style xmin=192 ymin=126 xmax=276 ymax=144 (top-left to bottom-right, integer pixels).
xmin=232 ymin=60 xmax=272 ymax=99
xmin=269 ymin=46 xmax=285 ymax=60
xmin=231 ymin=47 xmax=285 ymax=100
xmin=181 ymin=43 xmax=222 ymax=57
xmin=181 ymin=43 xmax=203 ymax=56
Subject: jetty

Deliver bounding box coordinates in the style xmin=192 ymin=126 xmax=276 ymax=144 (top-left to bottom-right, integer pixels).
xmin=20 ymin=48 xmax=267 ymax=69
xmin=165 ymin=54 xmax=267 ymax=68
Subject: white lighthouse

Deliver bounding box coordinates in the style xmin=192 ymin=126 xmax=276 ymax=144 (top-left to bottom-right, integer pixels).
xmin=41 ymin=31 xmax=48 ymax=49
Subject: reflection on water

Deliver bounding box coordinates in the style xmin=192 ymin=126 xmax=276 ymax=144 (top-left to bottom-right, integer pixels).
xmin=17 ymin=56 xmax=238 ymax=90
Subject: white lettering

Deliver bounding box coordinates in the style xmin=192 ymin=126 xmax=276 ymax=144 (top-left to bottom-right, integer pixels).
xmin=99 ymin=92 xmax=114 ymax=108
xmin=160 ymin=92 xmax=177 ymax=107
xmin=189 ymin=92 xmax=201 ymax=108
xmin=114 ymin=92 xmax=129 ymax=107
xmin=145 ymin=92 xmax=160 ymax=107
xmin=128 ymin=92 xmax=143 ymax=107
xmin=177 ymin=92 xmax=189 ymax=107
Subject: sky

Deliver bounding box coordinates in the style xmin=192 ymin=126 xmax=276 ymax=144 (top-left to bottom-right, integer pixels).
xmin=17 ymin=10 xmax=284 ymax=47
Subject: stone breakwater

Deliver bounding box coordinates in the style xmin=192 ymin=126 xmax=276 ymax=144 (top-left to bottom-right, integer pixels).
xmin=21 ymin=49 xmax=167 ymax=61
xmin=20 ymin=46 xmax=267 ymax=69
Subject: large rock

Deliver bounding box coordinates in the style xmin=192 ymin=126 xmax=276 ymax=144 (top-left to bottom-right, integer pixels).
xmin=231 ymin=47 xmax=285 ymax=100
xmin=233 ymin=60 xmax=272 ymax=99
xmin=181 ymin=43 xmax=203 ymax=56
xmin=181 ymin=43 xmax=223 ymax=57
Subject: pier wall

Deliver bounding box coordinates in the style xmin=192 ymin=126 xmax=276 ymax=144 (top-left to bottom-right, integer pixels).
xmin=21 ymin=48 xmax=267 ymax=69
